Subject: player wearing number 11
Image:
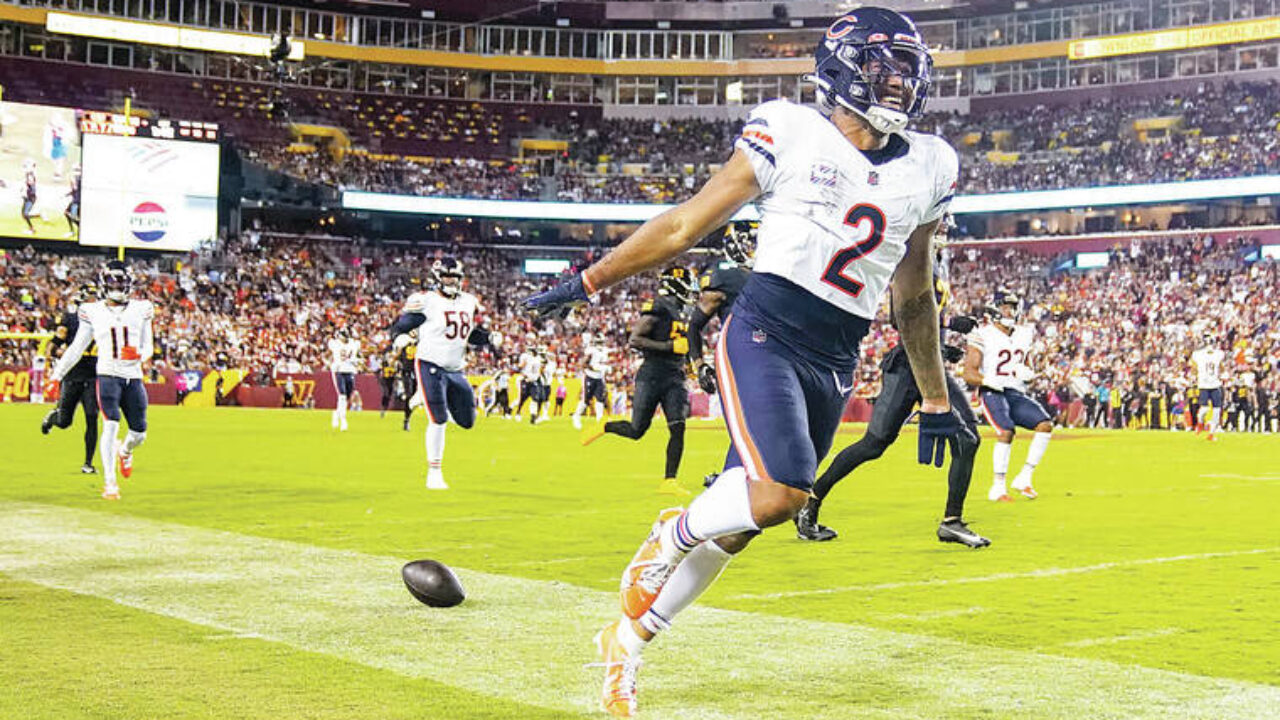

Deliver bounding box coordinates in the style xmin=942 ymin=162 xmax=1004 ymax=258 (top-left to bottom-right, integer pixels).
xmin=48 ymin=260 xmax=154 ymax=500
xmin=389 ymin=256 xmax=485 ymax=490
xmin=521 ymin=8 xmax=961 ymax=716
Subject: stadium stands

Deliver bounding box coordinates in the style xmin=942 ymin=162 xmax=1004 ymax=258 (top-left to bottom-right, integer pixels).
xmin=3 ymin=229 xmax=1276 ymax=428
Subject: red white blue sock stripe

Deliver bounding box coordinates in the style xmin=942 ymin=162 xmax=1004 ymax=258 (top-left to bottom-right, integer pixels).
xmin=673 ymin=512 xmax=700 ymax=553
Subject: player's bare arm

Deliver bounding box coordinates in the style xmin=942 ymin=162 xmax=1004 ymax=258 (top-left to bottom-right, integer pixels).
xmin=892 ymin=219 xmax=947 ymax=412
xmin=961 ymin=345 xmax=985 ymax=388
xmin=582 ymin=151 xmax=761 ymax=293
xmin=627 ymin=315 xmax=672 ymax=353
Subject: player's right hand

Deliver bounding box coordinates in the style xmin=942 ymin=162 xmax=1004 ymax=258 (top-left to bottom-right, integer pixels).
xmin=521 ymin=274 xmax=591 ymax=319
xmin=120 ymin=345 xmax=141 ymax=361
xmin=43 ymin=379 xmax=61 ymax=399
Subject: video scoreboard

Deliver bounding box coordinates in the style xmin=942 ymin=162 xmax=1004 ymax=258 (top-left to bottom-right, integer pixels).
xmin=79 ymin=111 xmax=219 ymax=142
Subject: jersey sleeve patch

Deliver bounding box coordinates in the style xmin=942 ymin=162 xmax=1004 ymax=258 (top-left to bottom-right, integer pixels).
xmin=734 ymin=101 xmax=787 ymax=193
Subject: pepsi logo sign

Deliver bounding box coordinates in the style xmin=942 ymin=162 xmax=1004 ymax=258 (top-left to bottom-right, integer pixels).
xmin=129 ymin=202 xmax=168 ymax=243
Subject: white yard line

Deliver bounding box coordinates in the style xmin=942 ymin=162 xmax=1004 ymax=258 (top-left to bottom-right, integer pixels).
xmin=1057 ymin=628 xmax=1185 ymax=649
xmin=0 ymin=501 xmax=1275 ymax=720
xmin=730 ymin=547 xmax=1280 ymax=600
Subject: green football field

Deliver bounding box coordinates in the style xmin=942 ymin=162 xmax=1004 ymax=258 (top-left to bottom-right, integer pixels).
xmin=2 ymin=404 xmax=1277 ymax=719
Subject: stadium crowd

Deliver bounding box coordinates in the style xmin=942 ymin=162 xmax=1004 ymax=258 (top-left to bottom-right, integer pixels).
xmin=2 ymin=228 xmax=1277 ymax=430
xmin=249 ymin=81 xmax=1280 ymax=202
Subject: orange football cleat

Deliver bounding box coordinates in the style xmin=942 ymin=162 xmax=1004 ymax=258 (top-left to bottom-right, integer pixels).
xmin=620 ymin=508 xmax=685 ymax=619
xmin=118 ymin=450 xmax=133 ymax=479
xmin=593 ymin=621 xmax=641 ymax=718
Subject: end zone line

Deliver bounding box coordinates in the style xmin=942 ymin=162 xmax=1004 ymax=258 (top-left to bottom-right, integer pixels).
xmin=729 ymin=547 xmax=1280 ymax=600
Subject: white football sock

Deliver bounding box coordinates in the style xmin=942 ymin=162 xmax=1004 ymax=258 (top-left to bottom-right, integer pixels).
xmin=122 ymin=430 xmax=146 ymax=453
xmin=993 ymin=441 xmax=1012 ymax=481
xmin=426 ymin=422 xmax=446 ymax=471
xmin=1209 ymin=408 xmax=1221 ymax=434
xmin=1022 ymin=431 xmax=1051 ymax=473
xmin=101 ymin=419 xmax=119 ymax=484
xmin=640 ymin=540 xmax=733 ymax=635
xmin=572 ymin=401 xmax=586 ymax=421
xmin=659 ymin=467 xmax=758 ymax=564
xmin=594 ymin=400 xmax=604 ymax=419
xmin=616 ymin=618 xmax=648 ymax=656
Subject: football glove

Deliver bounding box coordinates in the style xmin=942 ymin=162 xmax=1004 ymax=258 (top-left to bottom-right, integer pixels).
xmin=948 ymin=315 xmax=978 ymax=334
xmin=521 ymin=274 xmax=591 ymax=319
xmin=695 ymin=361 xmax=717 ymax=394
xmin=917 ymin=409 xmax=961 ymax=467
xmin=120 ymin=345 xmax=141 ymax=361
xmin=942 ymin=344 xmax=965 ymax=364
xmin=43 ymin=378 xmax=61 ymax=400
xmin=672 ymin=336 xmax=689 ymax=355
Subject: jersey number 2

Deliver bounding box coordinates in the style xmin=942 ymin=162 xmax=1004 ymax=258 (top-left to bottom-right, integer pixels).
xmin=821 ymin=204 xmax=886 ymax=298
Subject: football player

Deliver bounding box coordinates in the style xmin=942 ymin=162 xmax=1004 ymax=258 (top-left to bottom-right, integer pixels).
xmin=537 ymin=347 xmax=557 ymax=423
xmin=393 ymin=330 xmax=418 ymax=431
xmin=686 ymin=223 xmax=755 ymax=394
xmin=389 ymin=257 xmax=485 ymax=489
xmin=328 ymin=328 xmax=361 ymax=431
xmin=40 ymin=281 xmax=101 ymax=474
xmin=582 ymin=266 xmax=697 ymax=498
xmin=962 ymin=290 xmax=1053 ymax=502
xmin=572 ymin=334 xmax=611 ymax=429
xmin=798 ymin=233 xmax=987 ymax=547
xmin=522 ymin=9 xmax=960 ymax=716
xmin=48 ymin=261 xmax=155 ymax=500
xmin=514 ymin=342 xmax=543 ymax=423
xmin=1189 ymin=335 xmax=1227 ymax=441
xmin=21 ymin=159 xmax=38 ymax=234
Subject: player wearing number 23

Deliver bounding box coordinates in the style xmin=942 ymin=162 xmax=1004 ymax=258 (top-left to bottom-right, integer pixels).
xmin=522 ymin=8 xmax=964 ymax=717
xmin=49 ymin=260 xmax=154 ymax=500
xmin=390 ymin=256 xmax=487 ymax=490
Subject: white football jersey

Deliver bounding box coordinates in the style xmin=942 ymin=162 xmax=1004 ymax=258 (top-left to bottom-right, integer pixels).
xmin=54 ymin=299 xmax=155 ymax=380
xmin=518 ymin=351 xmax=543 ymax=381
xmin=972 ymin=323 xmax=1034 ymax=392
xmin=584 ymin=347 xmax=610 ymax=380
xmin=1191 ymin=348 xmax=1225 ymax=389
xmin=735 ymin=100 xmax=958 ymax=321
xmin=540 ymin=357 xmax=557 ymax=385
xmin=328 ymin=338 xmax=361 ymax=373
xmin=403 ymin=290 xmax=482 ymax=372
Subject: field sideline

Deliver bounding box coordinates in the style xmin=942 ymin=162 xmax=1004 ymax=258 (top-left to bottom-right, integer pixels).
xmin=2 ymin=404 xmax=1277 ymax=719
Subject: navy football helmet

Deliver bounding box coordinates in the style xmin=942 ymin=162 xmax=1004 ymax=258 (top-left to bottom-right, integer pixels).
xmin=100 ymin=260 xmax=132 ymax=304
xmin=431 ymin=256 xmax=464 ymax=297
xmin=806 ymin=8 xmax=933 ymax=134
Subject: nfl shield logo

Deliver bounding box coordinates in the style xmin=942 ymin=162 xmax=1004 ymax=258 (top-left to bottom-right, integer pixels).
xmin=867 ymin=171 xmax=880 ymax=186
xmin=751 ymin=329 xmax=767 ymax=344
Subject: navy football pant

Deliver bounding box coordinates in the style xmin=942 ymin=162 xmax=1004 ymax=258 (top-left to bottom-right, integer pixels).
xmin=415 ymin=360 xmax=475 ymax=428
xmin=97 ymin=376 xmax=148 ymax=432
xmin=715 ymin=315 xmax=853 ymax=492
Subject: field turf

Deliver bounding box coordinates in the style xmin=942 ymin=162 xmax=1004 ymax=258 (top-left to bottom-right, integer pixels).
xmin=2 ymin=404 xmax=1277 ymax=719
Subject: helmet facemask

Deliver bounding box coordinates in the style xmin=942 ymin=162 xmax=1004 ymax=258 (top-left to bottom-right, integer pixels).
xmin=835 ymin=42 xmax=931 ymax=134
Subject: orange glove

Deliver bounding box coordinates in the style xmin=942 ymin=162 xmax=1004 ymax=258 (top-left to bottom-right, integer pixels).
xmin=44 ymin=379 xmax=61 ymax=399
xmin=120 ymin=345 xmax=141 ymax=361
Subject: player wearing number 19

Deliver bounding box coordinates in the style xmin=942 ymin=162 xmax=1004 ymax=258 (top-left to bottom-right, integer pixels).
xmin=48 ymin=261 xmax=155 ymax=500
xmin=389 ymin=257 xmax=486 ymax=490
xmin=522 ymin=8 xmax=962 ymax=716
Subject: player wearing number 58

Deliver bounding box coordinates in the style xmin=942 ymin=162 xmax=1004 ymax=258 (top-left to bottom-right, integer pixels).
xmin=521 ymin=8 xmax=963 ymax=716
xmin=388 ymin=256 xmax=491 ymax=490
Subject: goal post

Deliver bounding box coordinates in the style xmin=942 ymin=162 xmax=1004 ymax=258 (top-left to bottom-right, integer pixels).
xmin=0 ymin=332 xmax=55 ymax=403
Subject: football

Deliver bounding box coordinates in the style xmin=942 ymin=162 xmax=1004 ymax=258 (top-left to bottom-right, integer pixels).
xmin=401 ymin=559 xmax=466 ymax=607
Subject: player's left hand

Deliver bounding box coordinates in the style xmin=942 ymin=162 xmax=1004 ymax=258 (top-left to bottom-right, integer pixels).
xmin=43 ymin=378 xmax=61 ymax=399
xmin=941 ymin=343 xmax=965 ymax=363
xmin=917 ymin=408 xmax=960 ymax=467
xmin=521 ymin=274 xmax=591 ymax=319
xmin=120 ymin=345 xmax=141 ymax=361
xmin=948 ymin=315 xmax=978 ymax=334
xmin=695 ymin=361 xmax=717 ymax=394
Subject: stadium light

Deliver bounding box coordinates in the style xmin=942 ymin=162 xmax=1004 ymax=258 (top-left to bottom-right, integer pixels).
xmin=344 ymin=175 xmax=1280 ymax=221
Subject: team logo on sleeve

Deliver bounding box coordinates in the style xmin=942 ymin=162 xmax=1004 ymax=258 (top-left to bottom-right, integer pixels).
xmin=810 ymin=162 xmax=837 ymax=187
xmin=129 ymin=202 xmax=169 ymax=243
